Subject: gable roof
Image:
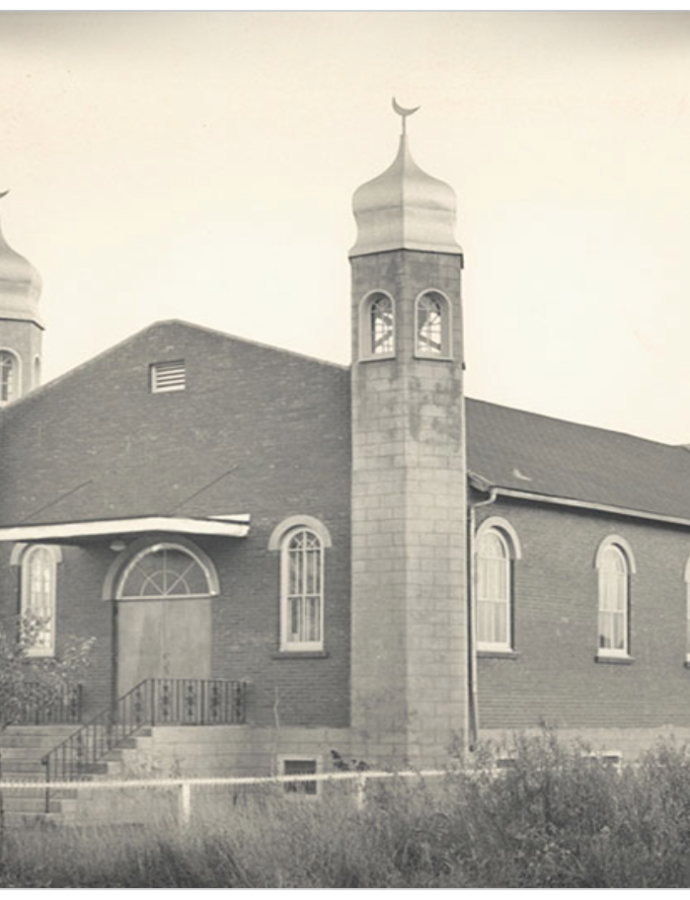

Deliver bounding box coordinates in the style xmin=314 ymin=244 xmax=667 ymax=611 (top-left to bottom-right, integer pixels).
xmin=466 ymin=398 xmax=690 ymax=522
xmin=0 ymin=319 xmax=351 ymax=528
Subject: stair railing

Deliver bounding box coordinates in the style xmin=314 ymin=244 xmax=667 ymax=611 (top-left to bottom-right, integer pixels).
xmin=42 ymin=678 xmax=247 ymax=784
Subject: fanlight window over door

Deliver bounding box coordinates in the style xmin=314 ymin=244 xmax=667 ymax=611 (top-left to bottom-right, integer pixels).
xmin=117 ymin=543 xmax=215 ymax=600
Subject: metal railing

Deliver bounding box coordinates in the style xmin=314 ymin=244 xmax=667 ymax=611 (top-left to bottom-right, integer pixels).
xmin=9 ymin=681 xmax=82 ymax=726
xmin=43 ymin=678 xmax=247 ymax=784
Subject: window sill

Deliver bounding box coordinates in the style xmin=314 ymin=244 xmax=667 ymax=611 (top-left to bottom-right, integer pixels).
xmin=359 ymin=355 xmax=396 ymax=364
xmin=595 ymin=654 xmax=634 ymax=665
xmin=413 ymin=354 xmax=454 ymax=363
xmin=477 ymin=649 xmax=520 ymax=660
xmin=272 ymin=651 xmax=329 ymax=660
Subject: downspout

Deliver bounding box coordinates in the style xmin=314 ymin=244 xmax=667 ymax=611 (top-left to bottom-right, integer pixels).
xmin=467 ymin=473 xmax=497 ymax=751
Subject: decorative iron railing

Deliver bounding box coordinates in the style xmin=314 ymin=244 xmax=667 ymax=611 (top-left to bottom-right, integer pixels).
xmin=10 ymin=681 xmax=82 ymax=726
xmin=42 ymin=678 xmax=247 ymax=784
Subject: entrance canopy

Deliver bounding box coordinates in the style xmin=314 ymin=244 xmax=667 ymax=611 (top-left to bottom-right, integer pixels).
xmin=0 ymin=514 xmax=250 ymax=545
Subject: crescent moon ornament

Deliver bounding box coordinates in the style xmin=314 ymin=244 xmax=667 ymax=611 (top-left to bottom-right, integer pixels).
xmin=392 ymin=97 xmax=420 ymax=135
xmin=0 ymin=190 xmax=9 ymax=200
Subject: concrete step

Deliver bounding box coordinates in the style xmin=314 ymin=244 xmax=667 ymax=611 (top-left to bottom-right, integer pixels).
xmin=3 ymin=811 xmax=65 ymax=829
xmin=2 ymin=759 xmax=47 ymax=774
xmin=2 ymin=795 xmax=63 ymax=814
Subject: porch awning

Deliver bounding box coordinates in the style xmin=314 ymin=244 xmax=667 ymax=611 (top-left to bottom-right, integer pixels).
xmin=0 ymin=514 xmax=251 ymax=545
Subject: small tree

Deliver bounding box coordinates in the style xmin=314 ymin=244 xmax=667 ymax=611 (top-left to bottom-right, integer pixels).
xmin=0 ymin=614 xmax=93 ymax=849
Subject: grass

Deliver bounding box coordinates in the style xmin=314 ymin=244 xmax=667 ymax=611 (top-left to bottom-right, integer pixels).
xmin=4 ymin=732 xmax=690 ymax=887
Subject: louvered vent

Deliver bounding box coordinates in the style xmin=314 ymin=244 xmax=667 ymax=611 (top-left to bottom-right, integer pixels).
xmin=150 ymin=360 xmax=186 ymax=393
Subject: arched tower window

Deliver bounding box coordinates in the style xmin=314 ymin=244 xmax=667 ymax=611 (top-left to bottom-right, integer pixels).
xmin=0 ymin=349 xmax=19 ymax=404
xmin=596 ymin=537 xmax=635 ymax=658
xmin=415 ymin=291 xmax=451 ymax=358
xmin=116 ymin=542 xmax=217 ymax=600
xmin=33 ymin=355 xmax=41 ymax=389
xmin=20 ymin=545 xmax=59 ymax=656
xmin=360 ymin=291 xmax=395 ymax=359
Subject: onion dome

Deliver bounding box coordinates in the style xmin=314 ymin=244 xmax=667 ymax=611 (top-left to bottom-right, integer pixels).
xmin=350 ymin=127 xmax=462 ymax=258
xmin=0 ymin=210 xmax=43 ymax=327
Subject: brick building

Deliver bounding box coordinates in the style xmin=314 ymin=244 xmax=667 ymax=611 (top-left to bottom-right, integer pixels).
xmin=2 ymin=112 xmax=690 ymax=788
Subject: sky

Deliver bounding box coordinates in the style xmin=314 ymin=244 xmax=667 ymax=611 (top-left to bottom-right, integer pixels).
xmin=2 ymin=11 xmax=690 ymax=444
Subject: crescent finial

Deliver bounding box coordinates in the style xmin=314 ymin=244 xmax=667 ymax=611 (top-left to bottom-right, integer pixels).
xmin=392 ymin=97 xmax=421 ymax=136
xmin=0 ymin=190 xmax=9 ymax=201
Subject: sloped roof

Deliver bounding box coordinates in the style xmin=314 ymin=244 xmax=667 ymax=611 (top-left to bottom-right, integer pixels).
xmin=466 ymin=398 xmax=690 ymax=521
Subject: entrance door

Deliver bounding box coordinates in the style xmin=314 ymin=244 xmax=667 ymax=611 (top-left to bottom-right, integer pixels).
xmin=113 ymin=541 xmax=217 ymax=698
xmin=116 ymin=598 xmax=212 ymax=697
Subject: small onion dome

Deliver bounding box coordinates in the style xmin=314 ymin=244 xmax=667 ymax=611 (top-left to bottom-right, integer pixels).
xmin=0 ymin=216 xmax=43 ymax=327
xmin=350 ymin=134 xmax=462 ymax=258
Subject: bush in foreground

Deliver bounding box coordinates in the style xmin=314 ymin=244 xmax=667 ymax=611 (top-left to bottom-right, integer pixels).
xmin=4 ymin=733 xmax=690 ymax=887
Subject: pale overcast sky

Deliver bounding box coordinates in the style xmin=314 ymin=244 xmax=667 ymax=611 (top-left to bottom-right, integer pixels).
xmin=2 ymin=11 xmax=690 ymax=444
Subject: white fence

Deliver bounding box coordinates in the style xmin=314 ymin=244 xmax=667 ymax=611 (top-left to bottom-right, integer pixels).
xmin=0 ymin=769 xmax=452 ymax=826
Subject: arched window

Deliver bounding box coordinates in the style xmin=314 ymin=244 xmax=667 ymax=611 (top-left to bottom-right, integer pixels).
xmin=21 ymin=545 xmax=59 ymax=656
xmin=0 ymin=350 xmax=19 ymax=404
xmin=116 ymin=542 xmax=217 ymax=600
xmin=596 ymin=538 xmax=634 ymax=657
xmin=415 ymin=291 xmax=451 ymax=358
xmin=281 ymin=528 xmax=324 ymax=651
xmin=475 ymin=518 xmax=521 ymax=653
xmin=361 ymin=291 xmax=395 ymax=359
xmin=33 ymin=355 xmax=41 ymax=389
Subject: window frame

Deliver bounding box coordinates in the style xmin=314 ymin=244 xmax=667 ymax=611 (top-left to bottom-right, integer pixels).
xmin=115 ymin=541 xmax=218 ymax=601
xmin=0 ymin=348 xmax=20 ymax=405
xmin=595 ymin=536 xmax=635 ymax=660
xmin=414 ymin=290 xmax=452 ymax=360
xmin=150 ymin=359 xmax=186 ymax=393
xmin=278 ymin=755 xmax=321 ymax=797
xmin=269 ymin=516 xmax=331 ymax=654
xmin=19 ymin=544 xmax=61 ymax=658
xmin=279 ymin=527 xmax=325 ymax=652
xmin=474 ymin=517 xmax=522 ymax=654
xmin=359 ymin=290 xmax=396 ymax=361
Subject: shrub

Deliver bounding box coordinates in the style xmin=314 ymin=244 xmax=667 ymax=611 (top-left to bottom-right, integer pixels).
xmin=4 ymin=733 xmax=690 ymax=887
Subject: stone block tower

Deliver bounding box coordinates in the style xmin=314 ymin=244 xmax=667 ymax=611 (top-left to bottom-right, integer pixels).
xmin=0 ymin=196 xmax=43 ymax=406
xmin=349 ymin=106 xmax=468 ymax=767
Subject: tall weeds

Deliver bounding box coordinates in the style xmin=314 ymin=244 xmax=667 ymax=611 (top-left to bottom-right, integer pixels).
xmin=4 ymin=734 xmax=690 ymax=887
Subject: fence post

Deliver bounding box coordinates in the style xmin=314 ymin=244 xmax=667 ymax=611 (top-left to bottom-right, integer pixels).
xmin=354 ymin=773 xmax=367 ymax=812
xmin=178 ymin=781 xmax=192 ymax=827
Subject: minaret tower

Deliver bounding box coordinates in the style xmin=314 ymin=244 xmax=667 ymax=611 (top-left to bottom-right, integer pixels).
xmin=0 ymin=193 xmax=43 ymax=405
xmin=349 ymin=103 xmax=468 ymax=766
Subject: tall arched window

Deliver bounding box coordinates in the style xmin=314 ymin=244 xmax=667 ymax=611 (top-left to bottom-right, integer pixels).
xmin=116 ymin=542 xmax=217 ymax=599
xmin=596 ymin=538 xmax=634 ymax=657
xmin=476 ymin=529 xmax=512 ymax=650
xmin=415 ymin=291 xmax=451 ymax=358
xmin=0 ymin=350 xmax=19 ymax=404
xmin=360 ymin=291 xmax=395 ymax=359
xmin=21 ymin=545 xmax=58 ymax=656
xmin=281 ymin=528 xmax=324 ymax=651
xmin=475 ymin=518 xmax=521 ymax=653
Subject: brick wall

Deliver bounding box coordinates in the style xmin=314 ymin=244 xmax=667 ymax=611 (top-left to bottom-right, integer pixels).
xmin=0 ymin=321 xmax=351 ymax=725
xmin=475 ymin=496 xmax=690 ymax=734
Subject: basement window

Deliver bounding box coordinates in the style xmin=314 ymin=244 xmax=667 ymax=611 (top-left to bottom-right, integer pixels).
xmin=281 ymin=757 xmax=319 ymax=796
xmin=150 ymin=360 xmax=186 ymax=393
